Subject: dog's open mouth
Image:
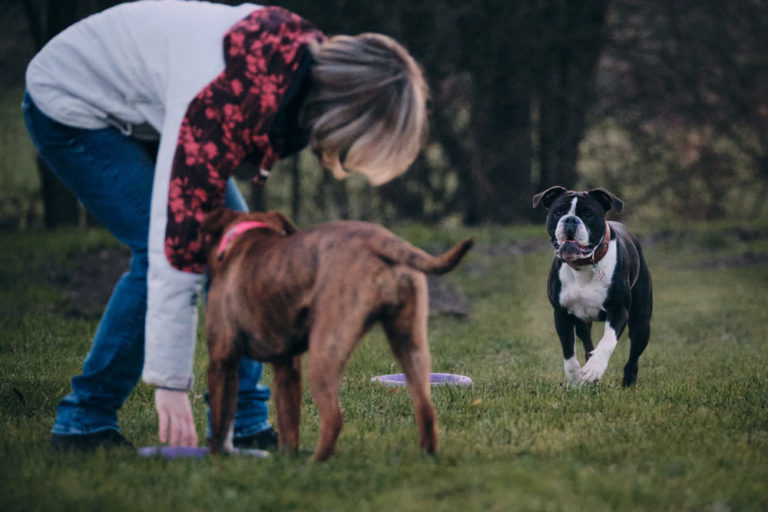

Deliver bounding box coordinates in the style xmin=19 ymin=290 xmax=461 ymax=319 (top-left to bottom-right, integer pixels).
xmin=555 ymin=240 xmax=592 ymax=262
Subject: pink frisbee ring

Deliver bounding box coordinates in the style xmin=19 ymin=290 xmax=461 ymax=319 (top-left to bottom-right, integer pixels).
xmin=138 ymin=446 xmax=269 ymax=460
xmin=371 ymin=373 xmax=473 ymax=387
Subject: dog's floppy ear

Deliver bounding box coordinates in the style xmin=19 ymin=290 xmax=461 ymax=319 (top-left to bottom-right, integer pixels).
xmin=588 ymin=188 xmax=624 ymax=214
xmin=532 ymin=186 xmax=567 ymax=209
xmin=200 ymin=207 xmax=240 ymax=248
xmin=266 ymin=210 xmax=298 ymax=235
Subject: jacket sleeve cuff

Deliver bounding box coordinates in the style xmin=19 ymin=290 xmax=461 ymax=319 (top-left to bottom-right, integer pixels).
xmin=141 ymin=371 xmax=194 ymax=391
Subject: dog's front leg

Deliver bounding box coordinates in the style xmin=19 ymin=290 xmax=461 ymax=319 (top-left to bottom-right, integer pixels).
xmin=554 ymin=308 xmax=581 ymax=385
xmin=574 ymin=319 xmax=594 ymax=361
xmin=272 ymin=355 xmax=303 ymax=454
xmin=307 ymin=318 xmax=362 ymax=462
xmin=207 ymin=356 xmax=240 ymax=454
xmin=581 ymin=308 xmax=628 ymax=383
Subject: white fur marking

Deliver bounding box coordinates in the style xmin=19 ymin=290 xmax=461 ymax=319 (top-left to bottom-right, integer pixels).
xmin=224 ymin=420 xmax=236 ymax=453
xmin=580 ymin=322 xmax=618 ymax=383
xmin=558 ymin=240 xmax=617 ymax=321
xmin=564 ymin=356 xmax=582 ymax=385
xmin=567 ymin=197 xmax=578 ymax=216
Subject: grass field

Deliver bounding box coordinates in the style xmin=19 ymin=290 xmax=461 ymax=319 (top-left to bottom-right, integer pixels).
xmin=1 ymin=220 xmax=767 ymax=511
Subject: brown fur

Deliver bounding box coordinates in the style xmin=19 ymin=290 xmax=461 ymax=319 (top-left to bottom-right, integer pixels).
xmin=200 ymin=208 xmax=473 ymax=461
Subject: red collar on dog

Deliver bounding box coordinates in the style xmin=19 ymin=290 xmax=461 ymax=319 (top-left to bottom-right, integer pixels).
xmin=566 ymin=223 xmax=612 ymax=270
xmin=217 ymin=221 xmax=271 ymax=260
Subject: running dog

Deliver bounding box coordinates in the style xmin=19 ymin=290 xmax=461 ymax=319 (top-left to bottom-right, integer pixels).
xmin=532 ymin=187 xmax=652 ymax=386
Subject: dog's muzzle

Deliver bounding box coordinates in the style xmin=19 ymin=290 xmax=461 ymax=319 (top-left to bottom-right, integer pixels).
xmin=553 ymin=222 xmax=611 ymax=266
xmin=554 ymin=240 xmax=595 ymax=262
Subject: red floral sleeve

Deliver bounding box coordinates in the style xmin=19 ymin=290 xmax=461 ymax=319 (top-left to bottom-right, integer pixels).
xmin=165 ymin=6 xmax=323 ymax=273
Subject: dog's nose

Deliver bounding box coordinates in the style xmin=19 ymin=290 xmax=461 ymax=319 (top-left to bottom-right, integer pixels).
xmin=562 ymin=216 xmax=580 ymax=236
xmin=563 ymin=216 xmax=579 ymax=227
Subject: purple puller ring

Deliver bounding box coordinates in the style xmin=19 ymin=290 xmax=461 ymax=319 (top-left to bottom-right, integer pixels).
xmin=138 ymin=445 xmax=208 ymax=460
xmin=371 ymin=373 xmax=473 ymax=387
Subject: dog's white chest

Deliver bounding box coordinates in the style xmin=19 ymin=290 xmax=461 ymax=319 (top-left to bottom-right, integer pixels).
xmin=558 ymin=241 xmax=617 ymax=320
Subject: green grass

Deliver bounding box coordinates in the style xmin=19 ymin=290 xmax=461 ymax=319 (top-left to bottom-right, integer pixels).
xmin=0 ymin=88 xmax=40 ymax=230
xmin=1 ymin=221 xmax=767 ymax=511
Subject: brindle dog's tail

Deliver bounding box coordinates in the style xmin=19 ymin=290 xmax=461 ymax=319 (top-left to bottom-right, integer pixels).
xmin=370 ymin=236 xmax=474 ymax=275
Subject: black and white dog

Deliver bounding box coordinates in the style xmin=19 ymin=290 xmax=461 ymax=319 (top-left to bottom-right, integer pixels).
xmin=532 ymin=186 xmax=652 ymax=387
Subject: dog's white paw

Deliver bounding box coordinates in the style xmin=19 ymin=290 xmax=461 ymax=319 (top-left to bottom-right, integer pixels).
xmin=580 ymin=350 xmax=609 ymax=383
xmin=224 ymin=421 xmax=236 ymax=453
xmin=564 ymin=357 xmax=582 ymax=386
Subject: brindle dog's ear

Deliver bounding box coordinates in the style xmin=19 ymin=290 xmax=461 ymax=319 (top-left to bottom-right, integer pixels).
xmin=532 ymin=186 xmax=568 ymax=209
xmin=266 ymin=210 xmax=298 ymax=235
xmin=588 ymin=188 xmax=624 ymax=214
xmin=200 ymin=207 xmax=240 ymax=248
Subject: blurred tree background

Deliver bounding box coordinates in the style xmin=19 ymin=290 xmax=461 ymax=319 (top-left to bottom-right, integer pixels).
xmin=1 ymin=0 xmax=766 ymax=230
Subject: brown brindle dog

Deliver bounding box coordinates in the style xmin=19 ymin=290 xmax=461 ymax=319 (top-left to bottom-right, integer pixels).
xmin=200 ymin=208 xmax=473 ymax=461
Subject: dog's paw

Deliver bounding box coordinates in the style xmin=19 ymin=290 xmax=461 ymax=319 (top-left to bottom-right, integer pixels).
xmin=564 ymin=357 xmax=582 ymax=385
xmin=580 ymin=350 xmax=609 ymax=383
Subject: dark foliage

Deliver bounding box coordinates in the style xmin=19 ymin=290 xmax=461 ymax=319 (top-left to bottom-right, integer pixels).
xmin=8 ymin=0 xmax=767 ymax=227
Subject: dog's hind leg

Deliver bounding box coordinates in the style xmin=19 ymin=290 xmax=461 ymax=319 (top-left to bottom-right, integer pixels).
xmin=272 ymin=355 xmax=303 ymax=453
xmin=381 ymin=272 xmax=438 ymax=455
xmin=624 ymin=265 xmax=652 ymax=387
xmin=624 ymin=317 xmax=650 ymax=387
xmin=306 ymin=315 xmax=362 ymax=462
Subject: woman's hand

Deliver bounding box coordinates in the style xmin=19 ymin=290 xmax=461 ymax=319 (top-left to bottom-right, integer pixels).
xmin=154 ymin=388 xmax=198 ymax=447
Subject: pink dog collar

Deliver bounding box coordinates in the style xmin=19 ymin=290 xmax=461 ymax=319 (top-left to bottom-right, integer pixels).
xmin=217 ymin=221 xmax=271 ymax=259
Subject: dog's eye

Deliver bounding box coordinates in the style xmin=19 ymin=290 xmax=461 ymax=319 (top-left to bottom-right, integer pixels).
xmin=582 ymin=210 xmax=594 ymax=219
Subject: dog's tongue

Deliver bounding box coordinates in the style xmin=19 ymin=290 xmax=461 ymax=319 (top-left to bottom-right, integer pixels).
xmin=559 ymin=241 xmax=583 ymax=261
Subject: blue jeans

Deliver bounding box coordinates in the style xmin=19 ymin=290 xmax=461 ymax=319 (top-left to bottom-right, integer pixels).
xmin=23 ymin=93 xmax=271 ymax=439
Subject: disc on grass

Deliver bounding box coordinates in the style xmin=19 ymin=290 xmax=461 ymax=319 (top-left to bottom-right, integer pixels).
xmin=371 ymin=373 xmax=472 ymax=387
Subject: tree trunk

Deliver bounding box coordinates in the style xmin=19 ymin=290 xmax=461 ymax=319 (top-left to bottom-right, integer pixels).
xmin=26 ymin=0 xmax=87 ymax=228
xmin=38 ymin=157 xmax=80 ymax=228
xmin=536 ymin=0 xmax=608 ymax=196
xmin=466 ymin=88 xmax=533 ymax=224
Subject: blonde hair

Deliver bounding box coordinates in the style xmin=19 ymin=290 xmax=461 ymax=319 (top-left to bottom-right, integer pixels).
xmin=301 ymin=33 xmax=428 ymax=185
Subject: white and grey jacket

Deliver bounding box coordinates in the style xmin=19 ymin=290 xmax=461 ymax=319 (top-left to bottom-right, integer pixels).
xmin=25 ymin=0 xmax=322 ymax=390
